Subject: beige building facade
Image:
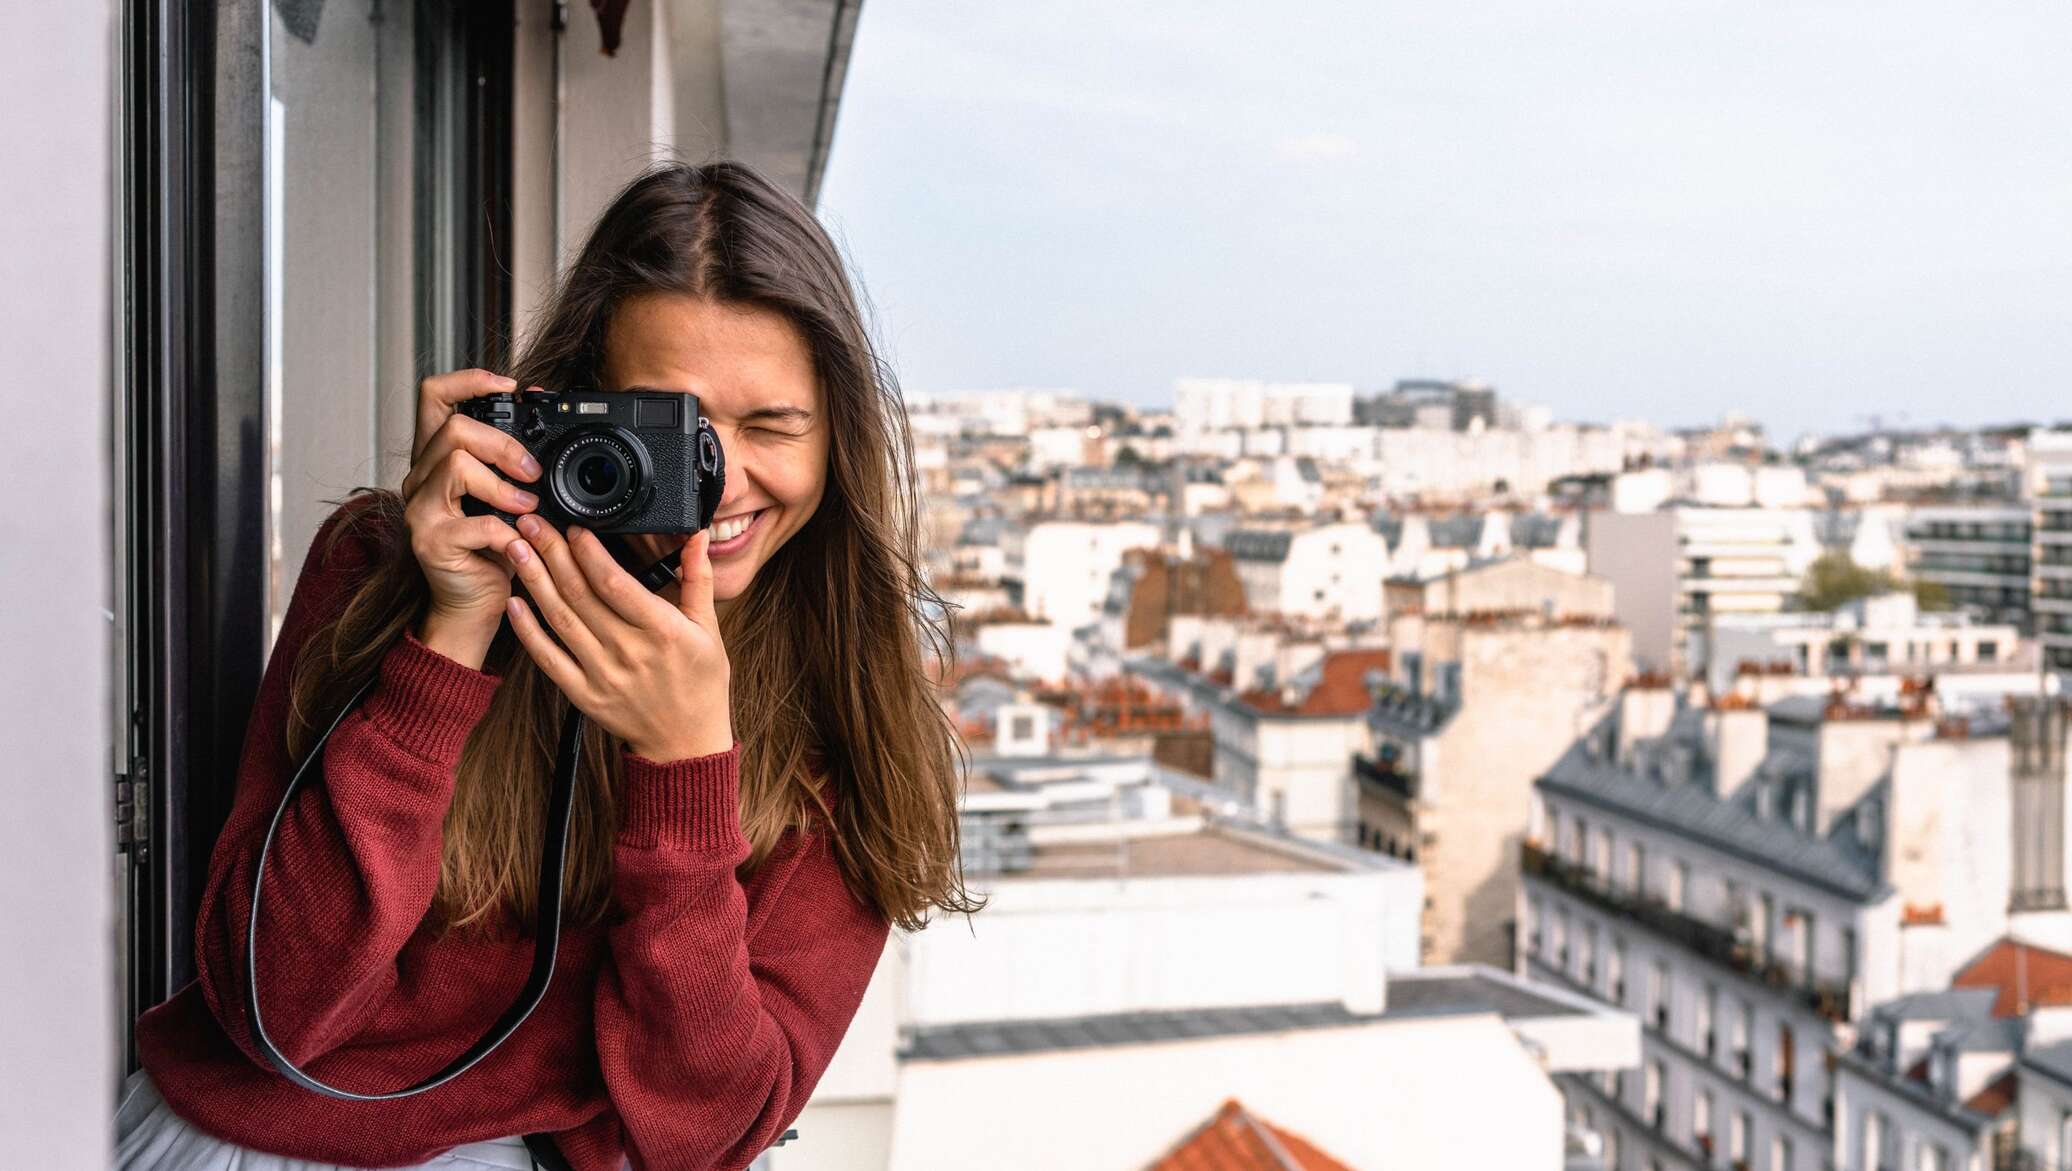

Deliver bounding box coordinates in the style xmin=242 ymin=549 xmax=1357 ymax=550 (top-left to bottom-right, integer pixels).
xmin=1358 ymin=557 xmax=1631 ymax=965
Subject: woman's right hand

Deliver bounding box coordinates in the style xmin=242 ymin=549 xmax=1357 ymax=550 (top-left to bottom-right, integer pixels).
xmin=400 ymin=368 xmax=545 ymax=669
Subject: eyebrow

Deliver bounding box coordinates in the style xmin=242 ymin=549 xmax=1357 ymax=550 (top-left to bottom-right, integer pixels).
xmin=739 ymin=405 xmax=815 ymax=426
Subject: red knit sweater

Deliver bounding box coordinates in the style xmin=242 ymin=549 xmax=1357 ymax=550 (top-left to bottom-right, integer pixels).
xmin=133 ymin=498 xmax=891 ymax=1171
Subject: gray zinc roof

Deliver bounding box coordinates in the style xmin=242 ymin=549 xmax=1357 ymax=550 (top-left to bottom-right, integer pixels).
xmin=1876 ymin=987 xmax=1997 ymax=1023
xmin=1224 ymin=529 xmax=1295 ymax=562
xmin=2025 ymin=1040 xmax=2072 ymax=1090
xmin=901 ymin=1001 xmax=1372 ymax=1062
xmin=1427 ymin=516 xmax=1482 ymax=549
xmin=1538 ymin=744 xmax=1889 ymax=902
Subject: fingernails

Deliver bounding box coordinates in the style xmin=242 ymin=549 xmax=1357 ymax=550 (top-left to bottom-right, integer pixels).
xmin=519 ymin=454 xmax=542 ymax=478
xmin=570 ymin=525 xmax=588 ymax=543
xmin=508 ymin=538 xmax=533 ymax=564
xmin=493 ymin=375 xmax=517 ymax=389
xmin=513 ymin=489 xmax=538 ymax=509
xmin=516 ymin=514 xmax=542 ymax=538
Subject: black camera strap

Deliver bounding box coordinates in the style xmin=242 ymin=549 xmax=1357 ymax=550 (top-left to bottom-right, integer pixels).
xmin=243 ymin=675 xmax=586 ymax=1101
xmin=243 ymin=538 xmax=712 ymax=1165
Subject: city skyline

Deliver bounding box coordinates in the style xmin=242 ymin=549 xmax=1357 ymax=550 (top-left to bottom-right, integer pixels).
xmin=818 ymin=0 xmax=2072 ymax=440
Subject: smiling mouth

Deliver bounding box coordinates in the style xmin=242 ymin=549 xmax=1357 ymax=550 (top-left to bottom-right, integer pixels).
xmin=708 ymin=508 xmax=764 ymax=553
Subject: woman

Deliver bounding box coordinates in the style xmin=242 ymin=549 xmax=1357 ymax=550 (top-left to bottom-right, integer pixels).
xmin=119 ymin=161 xmax=980 ymax=1170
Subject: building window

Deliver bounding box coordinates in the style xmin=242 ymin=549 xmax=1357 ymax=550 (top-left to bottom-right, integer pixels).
xmin=1608 ymin=936 xmax=1627 ymax=1004
xmin=1978 ymin=639 xmax=1998 ymax=661
xmin=1694 ymin=1088 xmax=1714 ymax=1158
xmin=1527 ymin=898 xmax=1543 ymax=957
xmin=1554 ymin=907 xmax=1570 ymax=968
xmin=1644 ymin=1058 xmax=1665 ymax=1131
xmin=1667 ymin=859 xmax=1689 ymax=912
xmin=1733 ymin=999 xmax=1753 ymax=1079
xmin=1592 ymin=827 xmax=1612 ymax=880
xmin=1698 ymin=981 xmax=1717 ymax=1058
xmin=1570 ymin=815 xmax=1588 ymax=865
xmin=1649 ymin=958 xmax=1671 ymax=1033
xmin=1866 ymin=1109 xmax=1891 ymax=1171
xmin=1776 ymin=1020 xmax=1795 ymax=1103
xmin=1730 ymin=1110 xmax=1749 ymax=1164
xmin=1628 ymin=840 xmax=1647 ymax=897
xmin=1773 ymin=1133 xmax=1793 ymax=1171
xmin=1919 ymin=1143 xmax=1949 ymax=1171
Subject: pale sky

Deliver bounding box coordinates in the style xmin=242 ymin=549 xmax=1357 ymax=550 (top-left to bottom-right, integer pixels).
xmin=816 ymin=1 xmax=2072 ymax=439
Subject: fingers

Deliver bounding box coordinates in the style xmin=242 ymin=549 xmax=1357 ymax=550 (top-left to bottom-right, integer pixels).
xmin=437 ymin=514 xmax=527 ymax=559
xmin=413 ymin=369 xmax=519 ymax=463
xmin=403 ymin=413 xmax=542 ymax=500
xmin=404 ymin=448 xmax=537 ymax=525
xmin=677 ymin=530 xmax=719 ymax=630
xmin=563 ymin=526 xmax=677 ymax=630
xmin=506 ymin=516 xmax=609 ymax=665
xmin=504 ymin=596 xmax=587 ymax=699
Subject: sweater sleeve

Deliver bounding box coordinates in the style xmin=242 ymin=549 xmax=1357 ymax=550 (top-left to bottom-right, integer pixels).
xmin=193 ymin=498 xmax=504 ymax=1070
xmin=582 ymin=746 xmax=891 ymax=1171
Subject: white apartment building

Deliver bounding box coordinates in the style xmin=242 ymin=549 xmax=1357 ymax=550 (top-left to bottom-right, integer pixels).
xmin=1905 ymin=505 xmax=2034 ymax=629
xmin=1376 ymin=510 xmax=1588 ymax=581
xmin=904 ymin=387 xmax=1092 ymax=437
xmin=2027 ymin=430 xmax=2072 ymax=677
xmin=1705 ymin=592 xmax=2023 ymax=694
xmin=1172 ymin=378 xmax=1356 ymax=450
xmin=1523 ymin=680 xmax=2054 ymax=1171
xmin=769 ymin=754 xmax=1640 ymax=1171
xmin=1831 ymin=938 xmax=2072 ymax=1171
xmin=1016 ymin=521 xmax=1162 ymax=631
xmin=1371 ymin=422 xmax=1631 ymax=501
xmin=1587 ymin=498 xmax=1821 ymax=676
xmin=1132 ymin=643 xmax=1390 ymax=844
xmin=1897 ymin=428 xmax=2072 ymax=678
xmin=1224 ymin=523 xmax=1388 ymax=623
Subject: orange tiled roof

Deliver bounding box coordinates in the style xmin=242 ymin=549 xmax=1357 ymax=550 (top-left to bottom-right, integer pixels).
xmin=1954 ymin=939 xmax=2072 ymax=1017
xmin=1148 ymin=1098 xmax=1356 ymax=1171
xmin=1238 ymin=649 xmax=1392 ymax=718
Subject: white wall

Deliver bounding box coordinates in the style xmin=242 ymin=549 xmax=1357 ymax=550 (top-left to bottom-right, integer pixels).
xmin=1020 ymin=522 xmax=1159 ymax=630
xmin=901 ymin=867 xmax=1422 ymax=1027
xmin=886 ymin=1015 xmax=1565 ymax=1171
xmin=0 ymin=0 xmax=115 ymax=1160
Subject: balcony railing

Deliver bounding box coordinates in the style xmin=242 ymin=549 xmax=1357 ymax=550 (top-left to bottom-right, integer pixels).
xmin=1523 ymin=842 xmax=1857 ymax=1023
xmin=1352 ymin=753 xmax=1415 ymax=802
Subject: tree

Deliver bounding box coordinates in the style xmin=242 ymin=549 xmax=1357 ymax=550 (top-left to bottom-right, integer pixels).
xmin=1799 ymin=552 xmax=1898 ymax=612
xmin=1911 ymin=577 xmax=1951 ymax=611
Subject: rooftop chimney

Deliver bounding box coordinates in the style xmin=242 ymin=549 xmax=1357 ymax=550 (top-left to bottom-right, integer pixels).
xmin=1707 ymin=702 xmax=1768 ymax=800
xmin=1617 ymin=675 xmax=1677 ymax=766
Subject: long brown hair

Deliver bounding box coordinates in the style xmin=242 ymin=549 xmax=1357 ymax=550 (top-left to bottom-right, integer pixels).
xmin=285 ymin=162 xmax=982 ymax=934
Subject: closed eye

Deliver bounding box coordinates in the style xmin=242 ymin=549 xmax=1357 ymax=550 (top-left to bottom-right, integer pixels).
xmin=739 ymin=405 xmax=815 ymax=431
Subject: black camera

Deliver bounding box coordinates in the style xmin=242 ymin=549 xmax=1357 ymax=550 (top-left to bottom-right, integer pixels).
xmin=459 ymin=389 xmax=725 ymax=534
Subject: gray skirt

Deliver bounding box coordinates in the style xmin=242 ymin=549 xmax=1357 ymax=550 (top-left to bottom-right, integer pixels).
xmin=115 ymin=1068 xmax=540 ymax=1171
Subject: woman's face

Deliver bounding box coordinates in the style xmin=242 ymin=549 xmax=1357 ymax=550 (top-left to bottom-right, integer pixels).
xmin=601 ymin=293 xmax=829 ymax=609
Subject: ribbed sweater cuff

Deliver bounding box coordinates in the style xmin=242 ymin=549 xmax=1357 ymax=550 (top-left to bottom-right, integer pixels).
xmin=359 ymin=630 xmax=504 ymax=765
xmin=619 ymin=743 xmax=747 ymax=853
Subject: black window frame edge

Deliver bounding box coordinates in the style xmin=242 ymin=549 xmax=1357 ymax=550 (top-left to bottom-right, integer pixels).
xmin=119 ymin=0 xmax=269 ymax=1065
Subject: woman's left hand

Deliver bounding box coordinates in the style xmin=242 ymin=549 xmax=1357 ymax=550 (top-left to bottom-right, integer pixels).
xmin=502 ymin=516 xmax=734 ymax=763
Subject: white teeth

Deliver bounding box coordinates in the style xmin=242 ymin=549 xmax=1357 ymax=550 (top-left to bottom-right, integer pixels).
xmin=712 ymin=511 xmax=757 ymax=543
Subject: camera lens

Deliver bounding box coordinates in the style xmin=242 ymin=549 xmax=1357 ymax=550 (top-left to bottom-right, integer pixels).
xmin=551 ymin=432 xmax=641 ymax=520
xmin=576 ymin=453 xmax=620 ymax=497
